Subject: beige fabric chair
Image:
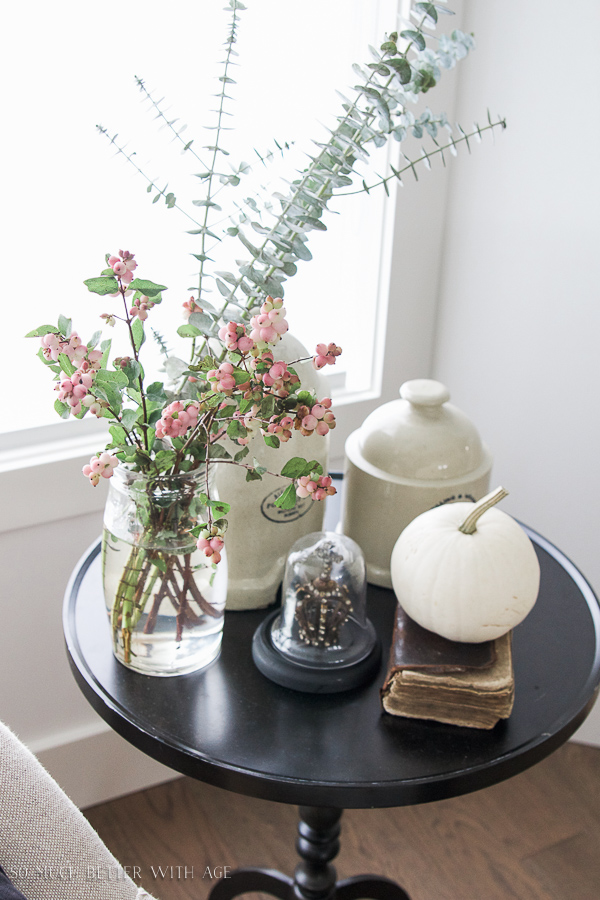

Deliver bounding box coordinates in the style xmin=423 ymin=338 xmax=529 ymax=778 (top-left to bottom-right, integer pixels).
xmin=0 ymin=721 xmax=158 ymax=900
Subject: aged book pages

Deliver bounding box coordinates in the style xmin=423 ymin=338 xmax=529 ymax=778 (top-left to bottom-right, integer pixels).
xmin=381 ymin=609 xmax=514 ymax=729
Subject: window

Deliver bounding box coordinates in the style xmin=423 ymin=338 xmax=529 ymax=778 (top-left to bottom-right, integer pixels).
xmin=4 ymin=0 xmax=401 ymax=446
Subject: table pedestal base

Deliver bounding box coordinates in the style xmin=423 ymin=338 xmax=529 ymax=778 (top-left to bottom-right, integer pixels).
xmin=208 ymin=807 xmax=411 ymax=900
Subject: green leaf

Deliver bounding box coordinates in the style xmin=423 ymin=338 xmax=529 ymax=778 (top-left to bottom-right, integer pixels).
xmin=131 ymin=317 xmax=145 ymax=352
xmin=208 ymin=443 xmax=232 ymax=460
xmin=83 ymin=276 xmax=119 ymax=295
xmin=178 ymin=323 xmax=202 ymax=338
xmin=94 ymin=382 xmax=122 ymax=415
xmin=58 ymin=315 xmax=72 ymax=338
xmin=260 ymin=395 xmax=275 ymax=419
xmin=208 ymin=499 xmax=231 ymax=516
xmin=54 ymin=399 xmax=70 ymax=420
xmin=245 ymin=468 xmax=263 ymax=482
xmin=87 ymin=329 xmax=103 ymax=350
xmin=146 ymin=382 xmax=168 ymax=404
xmin=280 ymin=457 xmax=312 ymax=479
xmin=25 ymin=324 xmax=57 ymax=338
xmin=227 ymin=420 xmax=247 ymax=440
xmin=128 ymin=278 xmax=168 ymax=297
xmin=234 ymin=446 xmax=250 ymax=462
xmin=263 ymin=434 xmax=280 ymax=449
xmin=122 ymin=359 xmax=142 ymax=388
xmin=36 ymin=347 xmax=58 ymax=369
xmin=120 ymin=408 xmax=139 ymax=430
xmin=95 ymin=368 xmax=129 ymax=388
xmin=232 ymin=367 xmax=250 ymax=386
xmin=58 ymin=353 xmax=75 ymax=377
xmin=109 ymin=424 xmax=128 ymax=447
xmin=274 ymin=483 xmax=297 ymax=510
xmin=153 ymin=449 xmax=178 ymax=472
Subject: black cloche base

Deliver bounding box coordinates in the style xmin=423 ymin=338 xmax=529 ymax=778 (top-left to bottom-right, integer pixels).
xmin=252 ymin=610 xmax=382 ymax=694
xmin=208 ymin=807 xmax=411 ymax=900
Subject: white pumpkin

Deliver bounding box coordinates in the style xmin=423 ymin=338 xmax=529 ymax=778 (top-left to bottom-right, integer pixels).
xmin=390 ymin=488 xmax=540 ymax=643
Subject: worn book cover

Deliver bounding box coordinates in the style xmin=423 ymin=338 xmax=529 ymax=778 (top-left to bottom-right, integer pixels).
xmin=381 ymin=604 xmax=514 ymax=729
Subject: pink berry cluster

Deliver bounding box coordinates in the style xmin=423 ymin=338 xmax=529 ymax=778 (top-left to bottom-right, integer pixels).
xmin=294 ymin=398 xmax=336 ymax=437
xmin=155 ymin=401 xmax=201 ymax=440
xmin=40 ymin=331 xmax=95 ymax=366
xmin=296 ymin=474 xmax=336 ymax=502
xmin=218 ymin=321 xmax=255 ymax=354
xmin=130 ymin=295 xmax=154 ymax=321
xmin=253 ymin=354 xmax=299 ymax=399
xmin=41 ymin=331 xmax=104 ymax=416
xmin=109 ymin=251 xmax=138 ymax=285
xmin=56 ymin=371 xmax=94 ymax=415
xmin=182 ymin=297 xmax=202 ymax=321
xmin=249 ymin=297 xmax=289 ymax=348
xmin=82 ymin=452 xmax=119 ymax=487
xmin=263 ymin=415 xmax=294 ymax=443
xmin=196 ymin=526 xmax=225 ymax=565
xmin=207 ymin=362 xmax=237 ymax=394
xmin=313 ymin=342 xmax=342 ymax=370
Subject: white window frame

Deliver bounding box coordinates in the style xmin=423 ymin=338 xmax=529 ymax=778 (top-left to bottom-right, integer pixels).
xmin=1 ymin=0 xmax=461 ymax=532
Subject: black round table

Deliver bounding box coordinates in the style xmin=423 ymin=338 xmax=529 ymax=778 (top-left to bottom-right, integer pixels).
xmin=64 ymin=522 xmax=600 ymax=900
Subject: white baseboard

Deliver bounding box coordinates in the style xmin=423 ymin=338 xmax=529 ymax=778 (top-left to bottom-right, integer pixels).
xmin=32 ymin=723 xmax=177 ymax=810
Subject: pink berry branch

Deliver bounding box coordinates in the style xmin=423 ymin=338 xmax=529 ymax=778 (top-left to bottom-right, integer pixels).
xmin=27 ymin=249 xmax=341 ymax=660
xmin=27 ymin=249 xmax=340 ymax=543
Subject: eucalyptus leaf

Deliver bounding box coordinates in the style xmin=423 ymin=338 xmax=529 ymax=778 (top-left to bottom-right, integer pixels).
xmin=189 ymin=311 xmax=216 ymax=332
xmin=164 ymin=356 xmax=189 ymax=379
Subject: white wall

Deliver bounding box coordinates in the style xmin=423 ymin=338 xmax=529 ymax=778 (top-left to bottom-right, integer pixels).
xmin=431 ymin=0 xmax=600 ymax=743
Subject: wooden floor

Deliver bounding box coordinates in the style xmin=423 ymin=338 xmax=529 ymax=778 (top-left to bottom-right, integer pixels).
xmin=84 ymin=741 xmax=600 ymax=900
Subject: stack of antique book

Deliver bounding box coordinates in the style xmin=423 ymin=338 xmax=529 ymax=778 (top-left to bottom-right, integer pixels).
xmin=381 ymin=605 xmax=514 ymax=729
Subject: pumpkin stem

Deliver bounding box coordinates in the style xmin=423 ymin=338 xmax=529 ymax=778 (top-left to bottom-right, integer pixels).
xmin=458 ymin=486 xmax=509 ymax=535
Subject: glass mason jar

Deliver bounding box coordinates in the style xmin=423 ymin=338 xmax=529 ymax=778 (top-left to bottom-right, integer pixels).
xmin=101 ymin=465 xmax=227 ymax=676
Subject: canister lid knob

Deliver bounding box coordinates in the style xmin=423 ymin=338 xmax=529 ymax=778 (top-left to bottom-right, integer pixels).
xmin=399 ymin=379 xmax=450 ymax=407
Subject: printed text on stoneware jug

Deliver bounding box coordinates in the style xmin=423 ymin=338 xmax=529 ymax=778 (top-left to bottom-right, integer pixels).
xmin=261 ymin=488 xmax=313 ymax=523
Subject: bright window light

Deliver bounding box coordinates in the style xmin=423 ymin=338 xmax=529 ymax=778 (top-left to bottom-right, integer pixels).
xmin=3 ymin=0 xmax=398 ymax=441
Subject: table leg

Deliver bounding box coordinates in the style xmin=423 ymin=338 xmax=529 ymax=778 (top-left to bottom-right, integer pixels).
xmin=208 ymin=806 xmax=411 ymax=900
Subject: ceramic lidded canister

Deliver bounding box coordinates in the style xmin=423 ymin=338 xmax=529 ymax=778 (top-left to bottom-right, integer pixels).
xmin=342 ymin=379 xmax=492 ymax=588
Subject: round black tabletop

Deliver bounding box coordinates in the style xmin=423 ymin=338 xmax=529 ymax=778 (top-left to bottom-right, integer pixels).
xmin=64 ymin=518 xmax=600 ymax=810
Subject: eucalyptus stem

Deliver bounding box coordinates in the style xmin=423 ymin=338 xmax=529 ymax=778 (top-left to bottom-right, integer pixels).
xmin=338 ymin=117 xmax=507 ymax=195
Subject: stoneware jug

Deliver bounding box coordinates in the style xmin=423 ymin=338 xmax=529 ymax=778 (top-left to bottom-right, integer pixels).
xmin=217 ymin=333 xmax=328 ymax=610
xmin=342 ymin=379 xmax=492 ymax=587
